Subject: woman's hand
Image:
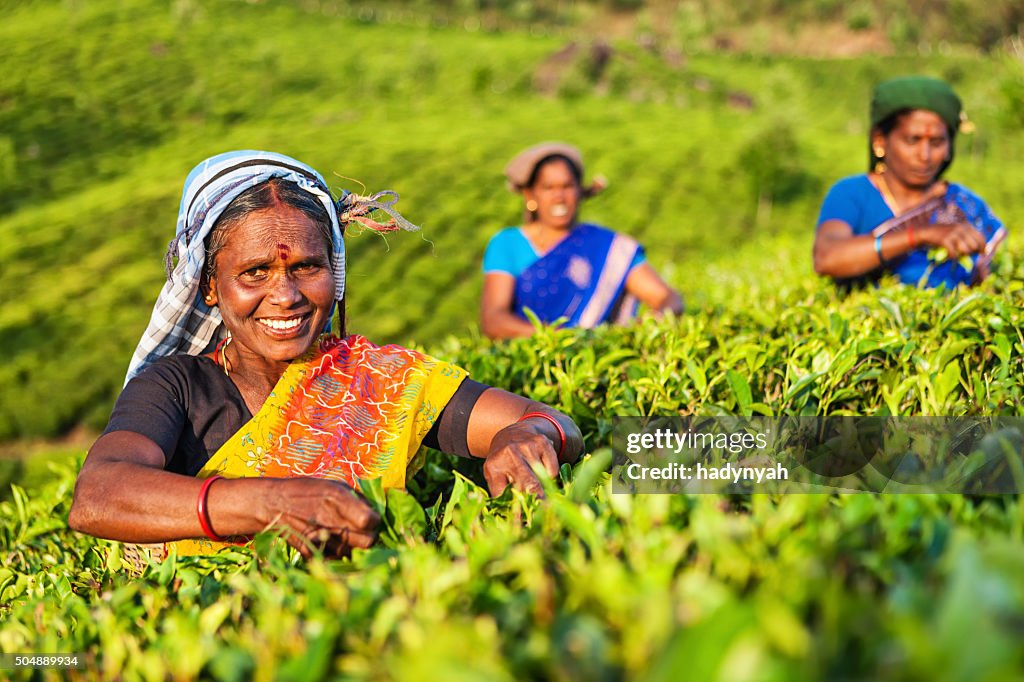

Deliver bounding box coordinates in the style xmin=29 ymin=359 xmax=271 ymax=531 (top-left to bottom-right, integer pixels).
xmin=70 ymin=431 xmax=380 ymax=557
xmin=462 ymin=388 xmax=584 ymax=497
xmin=258 ymin=478 xmax=380 ymax=559
xmin=973 ymin=260 xmax=991 ymax=284
xmin=482 ymin=421 xmax=561 ymax=497
xmin=918 ymin=223 xmax=987 ymax=259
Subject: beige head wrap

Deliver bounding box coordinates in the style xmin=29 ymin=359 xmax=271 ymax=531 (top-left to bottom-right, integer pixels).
xmin=504 ymin=142 xmax=606 ymax=197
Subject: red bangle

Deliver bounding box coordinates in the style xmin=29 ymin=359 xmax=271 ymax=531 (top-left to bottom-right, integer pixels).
xmin=517 ymin=412 xmax=566 ymax=460
xmin=197 ymin=475 xmax=226 ymax=542
xmin=906 ymin=224 xmax=915 ymax=248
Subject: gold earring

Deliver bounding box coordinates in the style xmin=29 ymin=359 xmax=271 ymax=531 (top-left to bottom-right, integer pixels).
xmin=205 ymin=294 xmax=214 ymax=304
xmin=218 ymin=332 xmax=233 ymax=376
xmin=873 ymin=147 xmax=886 ymax=174
xmin=525 ymin=199 xmax=538 ymax=212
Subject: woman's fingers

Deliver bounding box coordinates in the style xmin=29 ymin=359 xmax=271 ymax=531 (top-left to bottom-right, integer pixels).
xmin=483 ymin=440 xmax=556 ymax=497
xmin=940 ymin=224 xmax=986 ymax=258
xmin=963 ymin=226 xmax=987 ymax=253
xmin=939 ymin=227 xmax=959 ymax=255
xmin=483 ymin=456 xmax=510 ymax=496
xmin=281 ymin=520 xmax=377 ymax=560
xmin=280 ymin=525 xmax=315 ymax=559
xmin=973 ymin=260 xmax=990 ymax=284
xmin=485 ymin=457 xmax=544 ymax=497
xmin=307 ymin=525 xmax=377 ymax=558
xmin=269 ymin=478 xmax=381 ymax=557
xmin=293 ymin=478 xmax=380 ymax=531
xmin=537 ymin=441 xmax=560 ymax=479
xmin=324 ymin=484 xmax=381 ymax=531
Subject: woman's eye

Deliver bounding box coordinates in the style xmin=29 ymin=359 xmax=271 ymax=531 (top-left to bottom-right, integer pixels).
xmin=241 ymin=267 xmax=268 ymax=279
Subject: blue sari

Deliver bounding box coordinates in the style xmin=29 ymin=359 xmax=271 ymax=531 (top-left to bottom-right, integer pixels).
xmin=872 ymin=183 xmax=1006 ymax=288
xmin=514 ymin=224 xmax=641 ymax=328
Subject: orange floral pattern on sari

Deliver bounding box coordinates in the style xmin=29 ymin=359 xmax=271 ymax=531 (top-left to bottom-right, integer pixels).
xmin=169 ymin=334 xmax=466 ymax=556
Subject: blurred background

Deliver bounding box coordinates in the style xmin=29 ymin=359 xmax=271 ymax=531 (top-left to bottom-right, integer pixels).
xmin=1 ymin=0 xmax=1022 ymax=447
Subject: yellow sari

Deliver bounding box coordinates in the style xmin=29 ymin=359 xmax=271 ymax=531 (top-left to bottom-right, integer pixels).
xmin=170 ymin=334 xmax=466 ymax=556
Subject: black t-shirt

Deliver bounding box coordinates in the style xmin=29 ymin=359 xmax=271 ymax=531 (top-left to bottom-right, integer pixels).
xmin=104 ymin=355 xmax=486 ymax=476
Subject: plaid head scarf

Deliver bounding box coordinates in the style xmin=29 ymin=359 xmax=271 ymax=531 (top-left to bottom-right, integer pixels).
xmin=126 ymin=150 xmax=416 ymax=384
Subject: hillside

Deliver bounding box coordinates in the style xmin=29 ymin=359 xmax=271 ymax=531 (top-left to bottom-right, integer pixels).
xmin=2 ymin=3 xmax=1024 ymax=679
xmin=2 ymin=0 xmax=1023 ymax=440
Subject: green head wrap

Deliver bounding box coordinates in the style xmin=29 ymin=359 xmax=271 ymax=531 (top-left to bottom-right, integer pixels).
xmin=869 ymin=76 xmax=963 ymax=176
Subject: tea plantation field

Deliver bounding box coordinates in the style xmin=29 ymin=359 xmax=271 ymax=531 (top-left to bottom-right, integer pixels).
xmin=2 ymin=0 xmax=1024 ymax=440
xmin=5 ymin=285 xmax=1024 ymax=679
xmin=2 ymin=1 xmax=1023 ymax=679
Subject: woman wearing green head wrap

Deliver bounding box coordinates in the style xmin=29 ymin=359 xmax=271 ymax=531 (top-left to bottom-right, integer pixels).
xmin=813 ymin=76 xmax=1006 ymax=288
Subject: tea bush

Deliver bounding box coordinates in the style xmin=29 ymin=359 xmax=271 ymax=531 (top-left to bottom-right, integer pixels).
xmin=2 ymin=0 xmax=1022 ymax=439
xmin=2 ymin=2 xmax=1023 ymax=679
xmin=4 ymin=272 xmax=1024 ymax=678
xmin=2 ymin=434 xmax=1023 ymax=679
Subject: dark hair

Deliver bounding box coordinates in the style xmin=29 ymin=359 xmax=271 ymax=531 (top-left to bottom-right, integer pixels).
xmin=527 ymin=154 xmax=583 ymax=189
xmin=874 ymin=108 xmax=914 ymax=137
xmin=205 ymin=178 xmax=332 ymax=278
xmin=204 ymin=178 xmax=345 ymax=333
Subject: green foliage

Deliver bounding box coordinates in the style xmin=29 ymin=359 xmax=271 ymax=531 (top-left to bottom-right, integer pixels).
xmin=441 ymin=269 xmax=1024 ymax=419
xmin=1 ymin=3 xmax=1023 ymax=677
xmin=737 ymin=121 xmax=820 ymax=206
xmin=946 ymin=0 xmax=1024 ymax=50
xmin=2 ymin=452 xmax=1023 ymax=679
xmin=0 ymin=458 xmax=24 ymax=500
xmin=2 ymin=0 xmax=1022 ymax=439
xmin=845 ymin=2 xmax=873 ymax=31
xmin=999 ymin=50 xmax=1024 ymax=128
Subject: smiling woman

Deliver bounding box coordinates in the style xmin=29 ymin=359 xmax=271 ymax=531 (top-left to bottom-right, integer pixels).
xmin=68 ymin=151 xmax=582 ymax=561
xmin=480 ymin=142 xmax=683 ymax=339
xmin=206 ymin=185 xmax=337 ymax=375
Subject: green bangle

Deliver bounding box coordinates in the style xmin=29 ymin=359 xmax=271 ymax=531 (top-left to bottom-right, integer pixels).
xmin=874 ymin=234 xmax=885 ymax=265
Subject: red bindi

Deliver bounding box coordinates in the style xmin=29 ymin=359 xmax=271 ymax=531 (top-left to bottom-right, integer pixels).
xmin=277 ymin=243 xmax=290 ymax=261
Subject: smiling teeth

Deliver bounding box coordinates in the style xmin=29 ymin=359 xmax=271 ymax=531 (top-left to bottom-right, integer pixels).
xmin=551 ymin=205 xmax=569 ymax=217
xmin=260 ymin=318 xmax=302 ymax=330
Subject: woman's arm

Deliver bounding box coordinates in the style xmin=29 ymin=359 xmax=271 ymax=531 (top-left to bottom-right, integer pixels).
xmin=69 ymin=431 xmax=380 ymax=558
xmin=624 ymin=263 xmax=683 ymax=315
xmin=480 ymin=272 xmax=538 ymax=339
xmin=813 ymin=220 xmax=885 ymax=278
xmin=460 ymin=387 xmax=583 ymax=496
xmin=814 ymin=219 xmax=989 ymax=279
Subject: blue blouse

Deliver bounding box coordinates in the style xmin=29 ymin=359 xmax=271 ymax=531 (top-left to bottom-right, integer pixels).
xmin=483 ymin=227 xmax=645 ymax=277
xmin=817 ymin=174 xmax=1005 ymax=288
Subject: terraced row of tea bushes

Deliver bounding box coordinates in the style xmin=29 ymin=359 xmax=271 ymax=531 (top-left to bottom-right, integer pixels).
xmin=2 ymin=439 xmax=1022 ymax=680
xmin=441 ymin=275 xmax=1024 ymax=434
xmin=3 ymin=0 xmax=1024 ymax=440
xmin=4 ymin=249 xmax=1023 ymax=679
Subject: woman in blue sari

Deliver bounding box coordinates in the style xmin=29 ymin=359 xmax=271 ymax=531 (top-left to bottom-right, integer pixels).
xmin=481 ymin=142 xmax=682 ymax=339
xmin=814 ymin=76 xmax=1007 ymax=289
